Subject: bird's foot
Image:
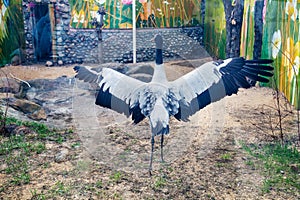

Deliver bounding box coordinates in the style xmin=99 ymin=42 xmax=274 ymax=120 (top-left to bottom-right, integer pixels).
xmin=149 ymin=169 xmax=152 ymax=177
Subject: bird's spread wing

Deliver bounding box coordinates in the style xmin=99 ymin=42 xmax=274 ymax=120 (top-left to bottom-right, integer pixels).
xmin=73 ymin=66 xmax=101 ymax=83
xmin=74 ymin=66 xmax=147 ymax=123
xmin=170 ymin=57 xmax=273 ymax=121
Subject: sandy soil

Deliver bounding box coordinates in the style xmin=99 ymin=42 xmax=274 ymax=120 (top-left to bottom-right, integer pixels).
xmin=0 ymin=60 xmax=299 ymax=199
xmin=0 ymin=64 xmax=76 ymax=80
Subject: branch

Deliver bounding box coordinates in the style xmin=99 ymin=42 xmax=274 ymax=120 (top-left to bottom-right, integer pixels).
xmin=9 ymin=73 xmax=31 ymax=88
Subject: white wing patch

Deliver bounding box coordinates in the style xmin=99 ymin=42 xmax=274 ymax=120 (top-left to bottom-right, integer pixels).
xmin=99 ymin=68 xmax=146 ymax=104
xmin=170 ymin=61 xmax=223 ymax=103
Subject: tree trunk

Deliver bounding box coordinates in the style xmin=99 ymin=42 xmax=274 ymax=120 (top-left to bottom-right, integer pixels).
xmin=253 ymin=0 xmax=264 ymax=59
xmin=223 ymin=0 xmax=244 ymax=58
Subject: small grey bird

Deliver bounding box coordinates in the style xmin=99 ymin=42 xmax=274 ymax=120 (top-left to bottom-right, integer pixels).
xmin=74 ymin=35 xmax=273 ymax=175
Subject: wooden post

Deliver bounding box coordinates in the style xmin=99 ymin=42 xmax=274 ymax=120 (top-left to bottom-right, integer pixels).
xmin=49 ymin=4 xmax=57 ymax=63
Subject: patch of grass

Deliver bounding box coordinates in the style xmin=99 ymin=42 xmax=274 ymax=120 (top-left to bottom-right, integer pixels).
xmin=242 ymin=142 xmax=300 ymax=194
xmin=0 ymin=117 xmax=73 ymax=189
xmin=95 ymin=180 xmax=103 ymax=188
xmin=245 ymin=160 xmax=255 ymax=167
xmin=154 ymin=176 xmax=167 ymax=189
xmin=30 ymin=189 xmax=46 ymax=200
xmin=49 ymin=181 xmax=70 ymax=196
xmin=110 ymin=171 xmax=122 ymax=183
xmin=220 ymin=153 xmax=232 ymax=161
xmin=71 ymin=141 xmax=81 ymax=148
xmin=112 ymin=192 xmax=122 ymax=200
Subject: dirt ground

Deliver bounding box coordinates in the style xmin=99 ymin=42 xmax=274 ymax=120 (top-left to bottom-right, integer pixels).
xmin=0 ymin=60 xmax=299 ymax=199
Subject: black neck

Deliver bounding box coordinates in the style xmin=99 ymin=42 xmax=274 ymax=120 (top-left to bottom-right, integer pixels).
xmin=156 ymin=49 xmax=163 ymax=65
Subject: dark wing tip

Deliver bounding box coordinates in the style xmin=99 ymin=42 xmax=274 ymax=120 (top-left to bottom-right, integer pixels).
xmin=245 ymin=59 xmax=274 ymax=64
xmin=243 ymin=58 xmax=274 ymax=83
xmin=73 ymin=66 xmax=81 ymax=72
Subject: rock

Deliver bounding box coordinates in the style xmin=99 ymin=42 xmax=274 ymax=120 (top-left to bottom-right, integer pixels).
xmin=58 ymin=60 xmax=63 ymax=65
xmin=4 ymin=124 xmax=33 ymax=136
xmin=48 ymin=107 xmax=72 ymax=121
xmin=0 ymin=77 xmax=20 ymax=94
xmin=9 ymin=98 xmax=47 ymax=120
xmin=55 ymin=148 xmax=69 ymax=163
xmin=28 ymin=108 xmax=47 ymax=121
xmin=11 ymin=55 xmax=21 ymax=66
xmin=57 ymin=37 xmax=63 ymax=43
xmin=45 ymin=61 xmax=53 ymax=67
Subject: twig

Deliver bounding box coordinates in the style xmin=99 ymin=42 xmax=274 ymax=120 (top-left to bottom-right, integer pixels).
xmin=9 ymin=73 xmax=31 ymax=88
xmin=271 ymin=42 xmax=300 ymax=143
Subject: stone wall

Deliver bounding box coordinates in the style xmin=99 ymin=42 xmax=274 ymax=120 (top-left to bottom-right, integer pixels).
xmin=22 ymin=0 xmax=205 ymax=65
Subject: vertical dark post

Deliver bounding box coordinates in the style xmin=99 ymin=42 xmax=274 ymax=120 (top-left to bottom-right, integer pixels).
xmin=253 ymin=0 xmax=264 ymax=59
xmin=201 ymin=0 xmax=206 ymax=29
xmin=97 ymin=6 xmax=106 ymax=41
xmin=223 ymin=0 xmax=244 ymax=58
xmin=91 ymin=7 xmax=106 ymax=63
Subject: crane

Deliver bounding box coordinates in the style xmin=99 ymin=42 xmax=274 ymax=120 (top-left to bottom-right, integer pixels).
xmin=74 ymin=35 xmax=273 ymax=175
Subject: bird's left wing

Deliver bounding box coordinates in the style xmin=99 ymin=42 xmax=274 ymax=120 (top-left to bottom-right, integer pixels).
xmin=169 ymin=57 xmax=273 ymax=121
xmin=74 ymin=66 xmax=147 ymax=123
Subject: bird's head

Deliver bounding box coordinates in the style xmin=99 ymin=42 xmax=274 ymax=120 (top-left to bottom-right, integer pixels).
xmin=153 ymin=34 xmax=163 ymax=50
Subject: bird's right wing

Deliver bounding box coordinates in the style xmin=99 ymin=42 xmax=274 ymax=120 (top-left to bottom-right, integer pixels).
xmin=169 ymin=57 xmax=273 ymax=121
xmin=74 ymin=66 xmax=147 ymax=123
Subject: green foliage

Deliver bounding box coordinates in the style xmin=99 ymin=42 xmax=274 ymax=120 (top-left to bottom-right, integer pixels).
xmin=109 ymin=171 xmax=122 ymax=183
xmin=30 ymin=189 xmax=46 ymax=200
xmin=220 ymin=153 xmax=232 ymax=161
xmin=0 ymin=0 xmax=25 ymax=66
xmin=69 ymin=0 xmax=202 ymax=29
xmin=204 ymin=0 xmax=226 ymax=59
xmin=242 ymin=142 xmax=300 ymax=194
xmin=261 ymin=0 xmax=300 ymax=109
xmin=95 ymin=180 xmax=103 ymax=188
xmin=50 ymin=181 xmax=71 ymax=196
xmin=154 ymin=176 xmax=166 ymax=189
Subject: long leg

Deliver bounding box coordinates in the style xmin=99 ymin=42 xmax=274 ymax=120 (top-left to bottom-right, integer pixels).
xmin=160 ymin=134 xmax=164 ymax=163
xmin=149 ymin=135 xmax=155 ymax=176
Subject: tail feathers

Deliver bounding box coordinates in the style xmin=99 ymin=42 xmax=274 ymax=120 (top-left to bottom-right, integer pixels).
xmin=151 ymin=121 xmax=169 ymax=136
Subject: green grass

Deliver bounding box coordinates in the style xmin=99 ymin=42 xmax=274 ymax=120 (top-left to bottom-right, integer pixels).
xmin=50 ymin=181 xmax=71 ymax=196
xmin=0 ymin=116 xmax=73 ymax=189
xmin=242 ymin=142 xmax=300 ymax=194
xmin=154 ymin=176 xmax=167 ymax=189
xmin=220 ymin=153 xmax=232 ymax=161
xmin=109 ymin=171 xmax=122 ymax=183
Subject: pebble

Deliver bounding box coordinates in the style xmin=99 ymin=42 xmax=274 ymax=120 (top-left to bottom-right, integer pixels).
xmin=55 ymin=148 xmax=69 ymax=163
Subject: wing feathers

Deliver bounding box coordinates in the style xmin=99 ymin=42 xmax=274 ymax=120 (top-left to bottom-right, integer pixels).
xmin=74 ymin=66 xmax=100 ymax=83
xmin=243 ymin=64 xmax=273 ymax=71
xmin=172 ymin=57 xmax=273 ymax=121
xmin=241 ymin=68 xmax=273 ymax=77
xmin=245 ymin=59 xmax=273 ymax=64
xmin=74 ymin=65 xmax=146 ymax=123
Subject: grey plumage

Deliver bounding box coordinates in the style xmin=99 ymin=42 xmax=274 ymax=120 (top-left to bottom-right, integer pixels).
xmin=74 ymin=35 xmax=273 ymax=175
